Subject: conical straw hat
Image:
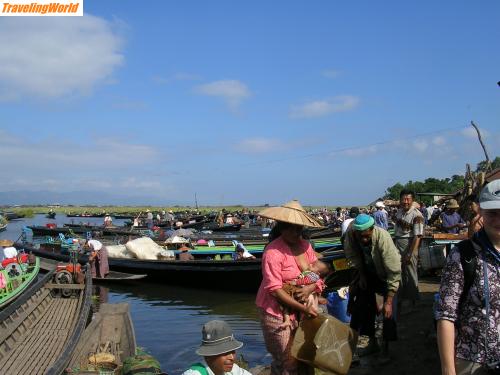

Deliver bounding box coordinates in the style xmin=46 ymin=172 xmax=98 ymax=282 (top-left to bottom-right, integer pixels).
xmin=0 ymin=239 xmax=13 ymax=247
xmin=258 ymin=200 xmax=323 ymax=228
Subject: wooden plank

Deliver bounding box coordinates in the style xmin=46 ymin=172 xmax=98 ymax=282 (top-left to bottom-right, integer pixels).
xmin=45 ymin=283 xmax=85 ymax=290
xmin=0 ymin=288 xmax=50 ymax=349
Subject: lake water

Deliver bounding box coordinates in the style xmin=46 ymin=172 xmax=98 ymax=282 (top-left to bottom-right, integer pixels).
xmin=0 ymin=214 xmax=269 ymax=374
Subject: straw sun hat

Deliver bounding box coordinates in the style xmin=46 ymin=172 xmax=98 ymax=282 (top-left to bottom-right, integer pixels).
xmin=0 ymin=239 xmax=14 ymax=247
xmin=258 ymin=200 xmax=323 ymax=228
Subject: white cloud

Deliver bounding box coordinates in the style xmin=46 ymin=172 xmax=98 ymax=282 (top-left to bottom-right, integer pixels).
xmin=338 ymin=145 xmax=379 ymax=158
xmin=0 ymin=132 xmax=160 ymax=191
xmin=461 ymin=126 xmax=489 ymax=139
xmin=322 ymin=69 xmax=341 ymax=79
xmin=235 ymin=138 xmax=286 ymax=153
xmin=289 ymin=95 xmax=359 ymax=119
xmin=413 ymin=139 xmax=429 ymax=153
xmin=432 ymin=136 xmax=446 ymax=146
xmin=152 ymin=72 xmax=201 ymax=85
xmin=195 ymin=80 xmax=251 ymax=111
xmin=0 ymin=15 xmax=124 ymax=100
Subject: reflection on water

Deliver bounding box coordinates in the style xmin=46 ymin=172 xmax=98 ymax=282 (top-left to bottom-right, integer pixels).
xmin=95 ymin=282 xmax=268 ymax=375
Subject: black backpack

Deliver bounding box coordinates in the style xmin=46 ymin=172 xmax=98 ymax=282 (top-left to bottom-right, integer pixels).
xmin=456 ymin=239 xmax=478 ymax=309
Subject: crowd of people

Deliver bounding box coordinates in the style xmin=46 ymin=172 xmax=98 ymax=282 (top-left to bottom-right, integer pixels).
xmin=180 ymin=179 xmax=498 ymax=375
xmin=1 ymin=181 xmax=498 ymax=375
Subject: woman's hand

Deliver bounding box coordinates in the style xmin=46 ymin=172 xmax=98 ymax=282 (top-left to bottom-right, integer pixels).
xmin=294 ymin=283 xmax=316 ymax=303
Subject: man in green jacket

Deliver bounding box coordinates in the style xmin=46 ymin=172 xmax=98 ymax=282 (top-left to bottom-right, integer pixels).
xmin=344 ymin=214 xmax=402 ymax=359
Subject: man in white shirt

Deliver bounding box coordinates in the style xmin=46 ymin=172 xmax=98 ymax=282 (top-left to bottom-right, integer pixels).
xmin=182 ymin=320 xmax=252 ymax=375
xmin=341 ymin=206 xmax=360 ymax=235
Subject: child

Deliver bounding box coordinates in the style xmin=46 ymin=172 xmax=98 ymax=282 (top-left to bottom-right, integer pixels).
xmin=280 ymin=259 xmax=332 ymax=328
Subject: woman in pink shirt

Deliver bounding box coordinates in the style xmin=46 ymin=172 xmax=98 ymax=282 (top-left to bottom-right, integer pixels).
xmin=256 ymin=200 xmax=324 ymax=375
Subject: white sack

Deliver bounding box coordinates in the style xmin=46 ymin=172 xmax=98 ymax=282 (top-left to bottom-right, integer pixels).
xmin=126 ymin=237 xmax=164 ymax=260
xmin=106 ymin=244 xmax=132 ymax=259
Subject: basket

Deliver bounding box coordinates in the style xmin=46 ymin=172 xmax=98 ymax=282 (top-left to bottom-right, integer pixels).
xmin=97 ymin=362 xmax=117 ymax=375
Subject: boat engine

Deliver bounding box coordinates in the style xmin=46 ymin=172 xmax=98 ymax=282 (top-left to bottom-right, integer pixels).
xmin=53 ymin=247 xmax=82 ymax=297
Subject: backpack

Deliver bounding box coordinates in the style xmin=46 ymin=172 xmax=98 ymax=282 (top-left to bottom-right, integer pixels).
xmin=456 ymin=239 xmax=477 ymax=309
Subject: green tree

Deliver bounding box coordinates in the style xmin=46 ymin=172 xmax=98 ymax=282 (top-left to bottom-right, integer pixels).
xmin=476 ymin=156 xmax=500 ymax=172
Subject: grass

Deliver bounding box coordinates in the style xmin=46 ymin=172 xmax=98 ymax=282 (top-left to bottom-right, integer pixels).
xmin=7 ymin=204 xmax=357 ymax=216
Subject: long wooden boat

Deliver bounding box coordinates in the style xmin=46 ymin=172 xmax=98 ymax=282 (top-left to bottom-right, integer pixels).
xmin=27 ymin=225 xmax=136 ymax=237
xmin=0 ymin=257 xmax=40 ymax=309
xmin=202 ymin=223 xmax=242 ymax=232
xmin=0 ymin=223 xmax=6 ymax=232
xmin=17 ymin=243 xmax=352 ymax=291
xmin=66 ymin=303 xmax=136 ymax=374
xmin=0 ymin=266 xmax=92 ymax=375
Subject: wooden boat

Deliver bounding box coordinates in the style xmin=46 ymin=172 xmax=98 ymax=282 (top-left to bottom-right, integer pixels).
xmin=203 ymin=223 xmax=242 ymax=232
xmin=46 ymin=212 xmax=56 ymax=219
xmin=0 ymin=257 xmax=40 ymax=309
xmin=27 ymin=225 xmax=135 ymax=237
xmin=0 ymin=266 xmax=92 ymax=375
xmin=0 ymin=223 xmax=6 ymax=232
xmin=38 ymin=257 xmax=147 ymax=283
xmin=18 ymin=243 xmax=351 ymax=291
xmin=66 ymin=303 xmax=136 ymax=374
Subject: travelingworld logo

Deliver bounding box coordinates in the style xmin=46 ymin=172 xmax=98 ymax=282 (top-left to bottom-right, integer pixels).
xmin=1 ymin=0 xmax=83 ymax=16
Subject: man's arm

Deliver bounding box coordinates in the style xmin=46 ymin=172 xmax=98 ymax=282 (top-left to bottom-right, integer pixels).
xmin=437 ymin=320 xmax=456 ymax=375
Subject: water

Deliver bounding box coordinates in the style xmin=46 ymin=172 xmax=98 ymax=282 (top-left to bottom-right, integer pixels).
xmin=0 ymin=214 xmax=268 ymax=374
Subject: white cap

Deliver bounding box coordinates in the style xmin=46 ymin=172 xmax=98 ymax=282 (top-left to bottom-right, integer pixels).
xmin=375 ymin=201 xmax=385 ymax=208
xmin=479 ymin=179 xmax=500 ymax=209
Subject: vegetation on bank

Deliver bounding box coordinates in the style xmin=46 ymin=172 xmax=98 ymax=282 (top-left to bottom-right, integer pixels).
xmin=384 ymin=156 xmax=499 ymax=204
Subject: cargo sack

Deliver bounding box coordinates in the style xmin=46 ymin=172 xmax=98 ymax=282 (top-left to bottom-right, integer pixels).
xmin=122 ymin=350 xmax=162 ymax=375
xmin=291 ymin=313 xmax=357 ymax=375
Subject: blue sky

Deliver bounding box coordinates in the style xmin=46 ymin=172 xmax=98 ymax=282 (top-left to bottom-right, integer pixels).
xmin=0 ymin=1 xmax=499 ymax=206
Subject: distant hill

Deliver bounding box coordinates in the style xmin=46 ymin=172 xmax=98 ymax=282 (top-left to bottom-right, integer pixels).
xmin=0 ymin=190 xmax=186 ymax=206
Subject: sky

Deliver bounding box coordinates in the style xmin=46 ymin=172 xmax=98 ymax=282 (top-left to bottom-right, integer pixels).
xmin=0 ymin=1 xmax=499 ymax=206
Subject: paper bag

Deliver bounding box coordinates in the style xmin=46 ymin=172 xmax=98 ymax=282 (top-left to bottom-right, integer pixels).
xmin=291 ymin=314 xmax=358 ymax=375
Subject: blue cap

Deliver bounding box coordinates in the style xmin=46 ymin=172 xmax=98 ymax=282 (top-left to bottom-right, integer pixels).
xmin=352 ymin=214 xmax=375 ymax=231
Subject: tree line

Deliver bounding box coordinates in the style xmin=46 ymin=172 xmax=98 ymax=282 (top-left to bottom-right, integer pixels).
xmin=384 ymin=156 xmax=500 ymax=204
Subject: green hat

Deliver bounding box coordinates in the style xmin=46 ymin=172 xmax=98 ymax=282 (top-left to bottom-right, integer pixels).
xmin=352 ymin=214 xmax=375 ymax=231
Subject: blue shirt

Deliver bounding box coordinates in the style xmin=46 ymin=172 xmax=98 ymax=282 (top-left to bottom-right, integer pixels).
xmin=440 ymin=212 xmax=465 ymax=234
xmin=373 ymin=210 xmax=389 ymax=230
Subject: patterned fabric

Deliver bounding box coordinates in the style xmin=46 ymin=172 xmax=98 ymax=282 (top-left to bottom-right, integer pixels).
xmin=435 ymin=235 xmax=500 ymax=365
xmin=258 ymin=308 xmax=298 ymax=375
xmin=294 ymin=270 xmax=320 ymax=285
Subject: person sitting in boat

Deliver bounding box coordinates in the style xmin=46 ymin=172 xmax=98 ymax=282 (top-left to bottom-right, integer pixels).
xmin=225 ymin=214 xmax=235 ymax=225
xmin=178 ymin=242 xmax=195 ymax=261
xmin=182 ymin=320 xmax=252 ymax=375
xmin=88 ymin=240 xmax=109 ymax=278
xmin=0 ymin=239 xmax=15 ymax=262
xmin=103 ymin=214 xmax=113 ymax=227
xmin=233 ymin=243 xmax=256 ymax=260
xmin=3 ymin=245 xmax=18 ymax=259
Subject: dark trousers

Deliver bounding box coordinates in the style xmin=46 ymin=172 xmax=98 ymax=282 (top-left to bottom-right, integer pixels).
xmin=348 ymin=272 xmax=398 ymax=341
